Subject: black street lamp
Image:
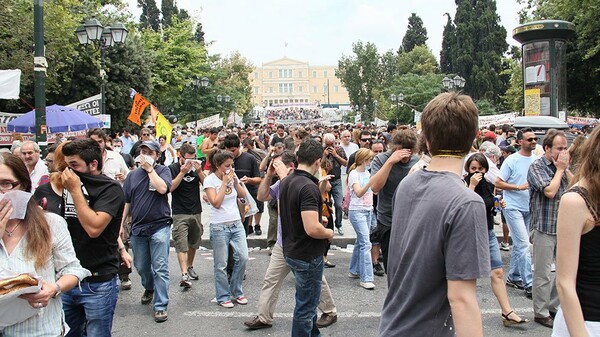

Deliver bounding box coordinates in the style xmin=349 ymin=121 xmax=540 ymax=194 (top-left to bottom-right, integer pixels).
xmin=442 ymin=75 xmax=466 ymax=91
xmin=390 ymin=93 xmax=404 ymax=124
xmin=75 ymin=19 xmax=128 ymax=117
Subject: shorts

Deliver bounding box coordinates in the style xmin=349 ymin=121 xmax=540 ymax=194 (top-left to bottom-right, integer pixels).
xmin=172 ymin=213 xmax=204 ymax=253
xmin=489 ymin=229 xmax=503 ymax=270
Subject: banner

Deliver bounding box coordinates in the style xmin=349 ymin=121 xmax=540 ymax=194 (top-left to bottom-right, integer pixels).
xmin=478 ymin=112 xmax=517 ymax=127
xmin=128 ymin=93 xmax=150 ymax=126
xmin=0 ymin=112 xmax=34 ymax=145
xmin=155 ymin=113 xmax=173 ymax=144
xmin=150 ymin=105 xmax=160 ymax=125
xmin=524 ymin=88 xmax=541 ymax=116
xmin=414 ymin=111 xmax=422 ymax=130
xmin=66 ymin=94 xmax=102 ymax=116
xmin=194 ymin=114 xmax=223 ymax=129
xmin=0 ymin=70 xmax=21 ymax=99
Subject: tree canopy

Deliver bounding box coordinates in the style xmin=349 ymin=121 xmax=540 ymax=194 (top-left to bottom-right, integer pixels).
xmin=401 ymin=13 xmax=428 ymax=53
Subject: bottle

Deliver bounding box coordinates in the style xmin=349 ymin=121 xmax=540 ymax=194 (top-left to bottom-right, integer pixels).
xmin=494 ymin=195 xmax=502 ymax=213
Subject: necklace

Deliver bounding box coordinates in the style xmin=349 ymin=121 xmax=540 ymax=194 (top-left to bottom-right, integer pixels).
xmin=4 ymin=222 xmax=21 ymax=237
xmin=432 ymin=154 xmax=464 ymax=159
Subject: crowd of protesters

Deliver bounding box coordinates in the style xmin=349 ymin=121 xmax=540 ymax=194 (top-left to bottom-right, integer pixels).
xmin=265 ymin=107 xmax=322 ymax=121
xmin=2 ymin=92 xmax=600 ymax=337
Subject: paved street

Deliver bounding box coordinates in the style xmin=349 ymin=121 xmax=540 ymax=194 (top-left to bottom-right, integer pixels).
xmin=113 ymin=232 xmax=554 ymax=337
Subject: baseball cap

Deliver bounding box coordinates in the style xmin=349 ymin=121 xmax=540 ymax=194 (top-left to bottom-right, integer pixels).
xmin=139 ymin=140 xmax=160 ymax=153
xmin=484 ymin=131 xmax=497 ymax=141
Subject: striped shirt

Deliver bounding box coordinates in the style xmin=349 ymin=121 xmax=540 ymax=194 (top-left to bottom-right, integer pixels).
xmin=527 ymin=156 xmax=569 ymax=235
xmin=0 ymin=213 xmax=90 ymax=337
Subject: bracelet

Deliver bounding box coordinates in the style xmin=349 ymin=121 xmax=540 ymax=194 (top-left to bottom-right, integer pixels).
xmin=52 ymin=283 xmax=62 ymax=299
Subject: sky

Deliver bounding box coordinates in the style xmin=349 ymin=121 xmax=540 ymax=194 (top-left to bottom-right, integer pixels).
xmin=125 ymin=0 xmax=524 ymax=66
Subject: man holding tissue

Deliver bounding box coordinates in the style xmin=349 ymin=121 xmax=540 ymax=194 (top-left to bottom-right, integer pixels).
xmin=122 ymin=140 xmax=173 ymax=323
xmin=60 ymin=139 xmax=126 ymax=337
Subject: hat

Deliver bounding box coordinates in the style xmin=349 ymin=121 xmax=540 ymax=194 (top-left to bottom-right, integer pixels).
xmin=484 ymin=131 xmax=497 ymax=141
xmin=139 ymin=140 xmax=160 ymax=153
xmin=501 ymin=145 xmax=517 ymax=154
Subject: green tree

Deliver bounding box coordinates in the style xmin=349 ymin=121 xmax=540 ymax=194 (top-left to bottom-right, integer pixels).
xmin=336 ymin=41 xmax=380 ymax=122
xmin=440 ymin=13 xmax=455 ymax=73
xmin=161 ymin=0 xmax=178 ymax=29
xmin=446 ymin=0 xmax=508 ymax=105
xmin=401 ymin=13 xmax=428 ymax=53
xmin=380 ymin=73 xmax=444 ymax=124
xmin=138 ymin=0 xmax=160 ymax=32
xmin=397 ymin=45 xmax=438 ymax=75
xmin=194 ymin=23 xmax=206 ymax=44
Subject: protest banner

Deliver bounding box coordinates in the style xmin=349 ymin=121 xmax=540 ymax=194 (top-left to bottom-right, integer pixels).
xmin=66 ymin=94 xmax=102 ymax=116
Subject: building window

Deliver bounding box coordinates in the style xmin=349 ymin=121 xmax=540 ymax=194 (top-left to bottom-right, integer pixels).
xmin=254 ymin=87 xmax=259 ymax=94
xmin=254 ymin=71 xmax=259 ymax=79
xmin=298 ymin=86 xmax=303 ymax=93
xmin=269 ymin=87 xmax=273 ymax=93
xmin=278 ymin=84 xmax=283 ymax=93
xmin=298 ymin=71 xmax=303 ymax=78
xmin=269 ymin=71 xmax=273 ymax=78
xmin=312 ymin=71 xmax=317 ymax=78
xmin=313 ymin=85 xmax=318 ymax=93
xmin=324 ymin=70 xmax=328 ymax=77
xmin=335 ymin=85 xmax=339 ymax=93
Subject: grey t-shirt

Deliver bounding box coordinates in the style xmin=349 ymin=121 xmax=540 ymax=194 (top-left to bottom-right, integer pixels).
xmin=379 ymin=169 xmax=490 ymax=337
xmin=370 ymin=151 xmax=419 ymax=227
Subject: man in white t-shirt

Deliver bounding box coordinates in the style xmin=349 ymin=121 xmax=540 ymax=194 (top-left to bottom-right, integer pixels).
xmin=340 ymin=130 xmax=358 ymax=175
xmin=20 ymin=141 xmax=49 ymax=191
xmin=88 ymin=128 xmax=129 ymax=183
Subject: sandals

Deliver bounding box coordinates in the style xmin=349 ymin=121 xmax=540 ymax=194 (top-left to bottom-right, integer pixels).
xmin=502 ymin=311 xmax=530 ymax=327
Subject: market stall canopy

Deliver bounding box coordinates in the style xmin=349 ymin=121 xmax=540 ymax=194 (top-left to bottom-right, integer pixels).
xmin=7 ymin=104 xmax=103 ymax=134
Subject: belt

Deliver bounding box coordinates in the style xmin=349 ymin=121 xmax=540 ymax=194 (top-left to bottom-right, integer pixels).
xmin=81 ymin=274 xmax=116 ymax=283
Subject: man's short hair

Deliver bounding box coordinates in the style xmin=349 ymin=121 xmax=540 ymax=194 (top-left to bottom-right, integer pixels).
xmin=387 ymin=123 xmax=397 ymax=133
xmin=517 ymin=128 xmax=534 ymax=141
xmin=210 ymin=127 xmax=219 ymax=134
xmin=274 ymin=150 xmax=298 ymax=168
xmin=480 ymin=141 xmax=501 ymax=159
xmin=62 ymin=139 xmax=103 ymax=171
xmin=21 ymin=141 xmax=41 ymax=153
xmin=46 ymin=143 xmax=57 ymax=154
xmin=276 ymin=124 xmax=284 ymax=130
xmin=296 ymin=139 xmax=323 ymax=166
xmin=223 ymin=134 xmax=241 ymax=148
xmin=389 ymin=128 xmax=418 ymax=152
xmin=87 ymin=128 xmax=108 ymax=141
xmin=242 ymin=137 xmax=255 ymax=147
xmin=542 ymin=129 xmax=567 ymax=151
xmin=421 ymin=92 xmax=479 ymax=156
xmin=179 ymin=143 xmax=196 ymax=156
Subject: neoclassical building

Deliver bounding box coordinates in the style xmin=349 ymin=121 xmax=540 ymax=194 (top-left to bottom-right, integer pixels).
xmin=250 ymin=57 xmax=350 ymax=107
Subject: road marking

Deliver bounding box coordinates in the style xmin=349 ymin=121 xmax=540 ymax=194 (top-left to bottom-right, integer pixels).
xmin=183 ymin=307 xmax=534 ymax=318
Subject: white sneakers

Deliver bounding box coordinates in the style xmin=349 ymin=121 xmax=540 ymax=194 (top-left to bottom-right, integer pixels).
xmin=360 ymin=282 xmax=376 ymax=290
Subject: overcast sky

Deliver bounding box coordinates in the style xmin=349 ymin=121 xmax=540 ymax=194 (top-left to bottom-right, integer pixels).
xmin=125 ymin=0 xmax=523 ymax=66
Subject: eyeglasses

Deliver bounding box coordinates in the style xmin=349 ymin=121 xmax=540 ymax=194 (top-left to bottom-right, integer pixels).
xmin=0 ymin=180 xmax=20 ymax=191
xmin=360 ymin=138 xmax=371 ymax=142
xmin=142 ymin=133 xmax=150 ymax=136
xmin=525 ymin=137 xmax=537 ymax=142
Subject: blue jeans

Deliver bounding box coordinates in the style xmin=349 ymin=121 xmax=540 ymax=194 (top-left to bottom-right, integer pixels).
xmin=503 ymin=208 xmax=533 ymax=288
xmin=489 ymin=229 xmax=503 ymax=270
xmin=348 ymin=209 xmax=375 ymax=282
xmin=63 ymin=277 xmax=119 ymax=337
xmin=285 ymin=255 xmax=324 ymax=337
xmin=130 ymin=225 xmax=171 ymax=311
xmin=210 ymin=220 xmax=248 ymax=303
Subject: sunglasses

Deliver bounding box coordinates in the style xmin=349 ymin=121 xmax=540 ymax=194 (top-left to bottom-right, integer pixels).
xmin=525 ymin=137 xmax=536 ymax=142
xmin=360 ymin=138 xmax=371 ymax=142
xmin=142 ymin=133 xmax=150 ymax=136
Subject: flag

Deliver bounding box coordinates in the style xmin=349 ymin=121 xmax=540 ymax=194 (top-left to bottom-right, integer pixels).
xmin=128 ymin=93 xmax=150 ymax=126
xmin=150 ymin=105 xmax=160 ymax=125
xmin=0 ymin=70 xmax=21 ymax=99
xmin=156 ymin=113 xmax=173 ymax=143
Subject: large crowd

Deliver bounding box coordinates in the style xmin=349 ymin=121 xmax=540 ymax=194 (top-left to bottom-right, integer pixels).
xmin=1 ymin=91 xmax=599 ymax=337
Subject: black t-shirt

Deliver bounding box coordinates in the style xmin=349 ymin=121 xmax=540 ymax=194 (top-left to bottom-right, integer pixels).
xmin=270 ymin=134 xmax=286 ymax=146
xmin=33 ymin=182 xmax=63 ymax=215
xmin=169 ymin=162 xmax=202 ymax=215
xmin=234 ymin=152 xmax=260 ymax=196
xmin=279 ymin=169 xmax=326 ymax=261
xmin=63 ymin=172 xmax=125 ymax=276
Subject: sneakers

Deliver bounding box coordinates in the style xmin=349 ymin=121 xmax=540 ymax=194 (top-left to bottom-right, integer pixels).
xmin=219 ymin=300 xmax=234 ymax=308
xmin=121 ymin=278 xmax=132 ymax=290
xmin=244 ymin=316 xmax=272 ymax=330
xmin=337 ymin=228 xmax=344 ymax=236
xmin=506 ymin=278 xmax=525 ymax=290
xmin=141 ymin=290 xmax=154 ymax=305
xmin=348 ymin=272 xmax=359 ymax=279
xmin=254 ymin=225 xmax=262 ymax=236
xmin=154 ymin=310 xmax=168 ymax=323
xmin=360 ymin=281 xmax=376 ymax=290
xmin=234 ymin=296 xmax=248 ymax=305
xmin=373 ymin=263 xmax=385 ymax=277
xmin=500 ymin=242 xmax=510 ymax=251
xmin=525 ymin=287 xmax=533 ymax=299
xmin=180 ymin=274 xmax=192 ymax=288
xmin=187 ymin=266 xmax=199 ymax=280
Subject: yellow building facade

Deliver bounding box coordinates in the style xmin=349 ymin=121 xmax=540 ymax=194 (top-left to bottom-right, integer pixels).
xmin=250 ymin=57 xmax=350 ymax=107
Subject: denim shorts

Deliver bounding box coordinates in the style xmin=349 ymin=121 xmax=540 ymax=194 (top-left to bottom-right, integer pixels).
xmin=489 ymin=229 xmax=503 ymax=270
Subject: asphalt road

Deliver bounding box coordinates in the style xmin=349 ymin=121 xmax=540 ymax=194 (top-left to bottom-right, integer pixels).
xmin=112 ymin=244 xmax=554 ymax=337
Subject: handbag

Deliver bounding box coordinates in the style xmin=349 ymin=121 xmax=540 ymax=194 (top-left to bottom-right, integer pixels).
xmin=237 ymin=183 xmax=259 ymax=219
xmin=342 ymin=186 xmax=351 ymax=213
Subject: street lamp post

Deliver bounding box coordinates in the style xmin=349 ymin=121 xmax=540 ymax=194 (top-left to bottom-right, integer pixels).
xmin=442 ymin=75 xmax=466 ymax=91
xmin=75 ymin=19 xmax=128 ymax=117
xmin=390 ymin=93 xmax=404 ymax=124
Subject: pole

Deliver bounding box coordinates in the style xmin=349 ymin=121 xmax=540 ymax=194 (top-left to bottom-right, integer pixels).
xmin=195 ymin=86 xmax=198 ymax=127
xmin=100 ymin=47 xmax=106 ymax=116
xmin=327 ymin=78 xmax=330 ymax=105
xmin=33 ymin=0 xmax=46 ymax=149
xmin=396 ymin=102 xmax=399 ymax=125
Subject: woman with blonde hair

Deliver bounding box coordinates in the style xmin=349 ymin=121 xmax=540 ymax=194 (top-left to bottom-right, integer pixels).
xmin=347 ymin=148 xmax=376 ymax=289
xmin=554 ymin=127 xmax=600 ymax=337
xmin=1 ymin=152 xmax=90 ymax=336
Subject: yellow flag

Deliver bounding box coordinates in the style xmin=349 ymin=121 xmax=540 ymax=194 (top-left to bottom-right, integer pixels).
xmin=156 ymin=113 xmax=173 ymax=144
